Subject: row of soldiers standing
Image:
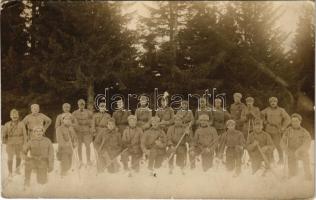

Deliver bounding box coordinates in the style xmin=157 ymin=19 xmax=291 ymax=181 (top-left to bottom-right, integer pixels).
xmin=2 ymin=93 xmax=313 ymax=188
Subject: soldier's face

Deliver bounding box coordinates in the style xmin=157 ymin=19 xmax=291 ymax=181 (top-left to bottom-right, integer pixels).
xmin=63 ymin=105 xmax=71 ymax=113
xmin=117 ymin=101 xmax=124 ymax=109
xmin=140 ymin=100 xmax=147 ymax=107
xmin=78 ymin=103 xmax=85 ymax=110
xmin=107 ymin=122 xmax=115 ymax=130
xmin=63 ymin=116 xmax=72 ymax=126
xmin=10 ymin=112 xmax=19 ymax=121
xmin=253 ymin=124 xmax=263 ymax=132
xmin=215 ymin=101 xmax=221 ymax=108
xmin=291 ymin=118 xmax=301 ymax=128
xmin=227 ymin=123 xmax=235 ymax=130
xmin=31 ymin=105 xmax=39 ymax=114
xmin=200 ymin=120 xmax=208 ymax=127
xmin=33 ymin=128 xmax=44 ymax=138
xmin=270 ymin=100 xmax=278 ymax=108
xmin=181 ymin=102 xmax=188 ymax=110
xmin=151 ymin=120 xmax=159 ymax=128
xmin=99 ymin=103 xmax=107 ymax=112
xmin=200 ymin=100 xmax=206 ymax=108
xmin=128 ymin=119 xmax=137 ymax=127
xmin=161 ymin=100 xmax=167 ymax=108
xmin=246 ymin=101 xmax=253 ymax=107
xmin=234 ymin=96 xmax=241 ymax=103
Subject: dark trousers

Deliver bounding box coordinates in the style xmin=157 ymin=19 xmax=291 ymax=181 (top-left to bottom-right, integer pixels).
xmin=191 ymin=147 xmax=214 ymax=171
xmin=168 ymin=145 xmax=187 ymax=170
xmin=148 ymin=148 xmax=165 ymax=170
xmin=77 ymin=133 xmax=92 ymax=162
xmin=121 ymin=150 xmax=142 ymax=172
xmin=25 ymin=158 xmax=48 ymax=186
xmin=226 ymin=147 xmax=242 ymax=174
xmin=60 ymin=152 xmax=73 ymax=176
xmin=287 ymin=150 xmax=311 ymax=178
xmin=249 ymin=151 xmax=270 ymax=174
xmin=6 ymin=144 xmax=22 ymax=173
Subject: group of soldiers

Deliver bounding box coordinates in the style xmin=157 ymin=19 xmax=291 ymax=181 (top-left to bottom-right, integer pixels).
xmin=2 ymin=92 xmax=313 ymax=188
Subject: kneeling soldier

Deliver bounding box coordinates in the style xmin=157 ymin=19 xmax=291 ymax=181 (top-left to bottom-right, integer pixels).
xmin=2 ymin=109 xmax=27 ymax=177
xmin=121 ymin=115 xmax=143 ymax=174
xmin=246 ymin=119 xmax=274 ymax=175
xmin=94 ymin=118 xmax=122 ymax=173
xmin=167 ymin=114 xmax=191 ymax=174
xmin=280 ymin=113 xmax=312 ymax=180
xmin=191 ymin=114 xmax=218 ymax=172
xmin=141 ymin=116 xmax=167 ymax=175
xmin=56 ymin=113 xmax=78 ymax=177
xmin=23 ymin=125 xmax=54 ymax=187
xmin=221 ymin=120 xmax=245 ymax=176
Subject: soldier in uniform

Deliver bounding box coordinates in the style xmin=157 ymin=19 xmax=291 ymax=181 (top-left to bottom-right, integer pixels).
xmin=261 ymin=97 xmax=290 ymax=164
xmin=155 ymin=97 xmax=174 ymax=133
xmin=135 ymin=95 xmax=152 ymax=131
xmin=56 ymin=113 xmax=78 ymax=177
xmin=23 ymin=104 xmax=52 ymax=140
xmin=220 ymin=120 xmax=245 ymax=177
xmin=195 ymin=97 xmax=213 ymax=127
xmin=94 ymin=118 xmax=122 ymax=173
xmin=91 ymin=101 xmax=111 ymax=140
xmin=121 ymin=115 xmax=143 ymax=174
xmin=72 ymin=99 xmax=94 ymax=166
xmin=230 ymin=93 xmax=246 ymax=131
xmin=190 ymin=114 xmax=218 ymax=171
xmin=113 ymin=99 xmax=131 ymax=136
xmin=240 ymin=97 xmax=261 ymax=140
xmin=212 ymin=98 xmax=231 ymax=136
xmin=167 ymin=114 xmax=191 ymax=174
xmin=141 ymin=116 xmax=167 ymax=175
xmin=2 ymin=109 xmax=27 ymax=176
xmin=22 ymin=125 xmax=54 ymax=187
xmin=176 ymin=100 xmax=194 ymax=127
xmin=246 ymin=119 xmax=274 ymax=175
xmin=55 ymin=103 xmax=77 ymax=129
xmin=280 ymin=114 xmax=312 ymax=180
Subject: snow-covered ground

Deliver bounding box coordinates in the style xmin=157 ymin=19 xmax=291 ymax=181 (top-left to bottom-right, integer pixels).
xmin=1 ymin=142 xmax=314 ymax=199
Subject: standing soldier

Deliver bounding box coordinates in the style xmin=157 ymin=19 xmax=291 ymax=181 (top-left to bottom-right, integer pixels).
xmin=135 ymin=95 xmax=152 ymax=131
xmin=56 ymin=113 xmax=78 ymax=177
xmin=94 ymin=118 xmax=122 ymax=173
xmin=280 ymin=114 xmax=312 ymax=180
xmin=167 ymin=114 xmax=191 ymax=174
xmin=246 ymin=119 xmax=274 ymax=175
xmin=113 ymin=99 xmax=131 ymax=136
xmin=220 ymin=120 xmax=245 ymax=177
xmin=2 ymin=109 xmax=27 ymax=176
xmin=72 ymin=99 xmax=93 ymax=166
xmin=261 ymin=97 xmax=290 ymax=164
xmin=176 ymin=100 xmax=194 ymax=127
xmin=155 ymin=97 xmax=174 ymax=133
xmin=121 ymin=115 xmax=143 ymax=175
xmin=240 ymin=97 xmax=261 ymax=140
xmin=190 ymin=114 xmax=218 ymax=171
xmin=212 ymin=98 xmax=231 ymax=136
xmin=230 ymin=93 xmax=246 ymax=131
xmin=141 ymin=116 xmax=167 ymax=176
xmin=23 ymin=104 xmax=52 ymax=140
xmin=55 ymin=103 xmax=77 ymax=129
xmin=195 ymin=97 xmax=213 ymax=126
xmin=91 ymin=101 xmax=111 ymax=139
xmin=22 ymin=125 xmax=54 ymax=188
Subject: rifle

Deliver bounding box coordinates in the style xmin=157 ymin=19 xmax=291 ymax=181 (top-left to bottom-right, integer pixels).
xmin=66 ymin=128 xmax=81 ymax=179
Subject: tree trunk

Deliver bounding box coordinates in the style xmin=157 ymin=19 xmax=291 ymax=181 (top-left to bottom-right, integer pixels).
xmin=87 ymin=79 xmax=95 ymax=111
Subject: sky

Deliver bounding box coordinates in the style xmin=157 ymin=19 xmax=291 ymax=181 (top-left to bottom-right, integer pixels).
xmin=122 ymin=1 xmax=315 ymax=52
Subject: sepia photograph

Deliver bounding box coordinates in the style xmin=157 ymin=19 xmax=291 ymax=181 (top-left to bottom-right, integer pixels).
xmin=1 ymin=0 xmax=315 ymax=199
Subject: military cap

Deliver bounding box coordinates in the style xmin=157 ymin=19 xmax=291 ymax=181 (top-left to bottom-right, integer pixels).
xmin=127 ymin=115 xmax=137 ymax=121
xmin=63 ymin=103 xmax=71 ymax=107
xmin=31 ymin=104 xmax=39 ymax=108
xmin=233 ymin=93 xmax=242 ymax=99
xmin=151 ymin=116 xmax=160 ymax=123
xmin=246 ymin=97 xmax=254 ymax=102
xmin=10 ymin=109 xmax=19 ymax=116
xmin=226 ymin=119 xmax=236 ymax=126
xmin=291 ymin=113 xmax=302 ymax=121
xmin=215 ymin=98 xmax=222 ymax=103
xmin=269 ymin=97 xmax=278 ymax=102
xmin=78 ymin=99 xmax=86 ymax=104
xmin=139 ymin=95 xmax=148 ymax=102
xmin=198 ymin=114 xmax=209 ymax=121
xmin=253 ymin=119 xmax=263 ymax=125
